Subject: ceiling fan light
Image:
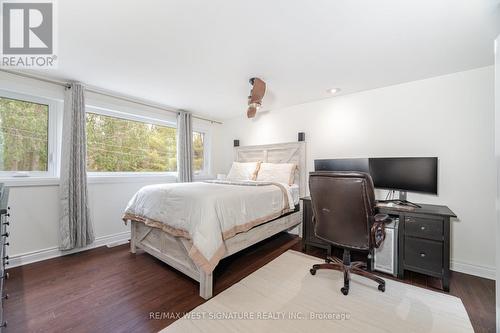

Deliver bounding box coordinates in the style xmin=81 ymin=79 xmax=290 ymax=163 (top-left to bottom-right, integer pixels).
xmin=249 ymin=102 xmax=262 ymax=109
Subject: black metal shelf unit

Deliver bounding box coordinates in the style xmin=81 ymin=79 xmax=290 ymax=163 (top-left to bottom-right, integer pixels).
xmin=0 ymin=184 xmax=10 ymax=330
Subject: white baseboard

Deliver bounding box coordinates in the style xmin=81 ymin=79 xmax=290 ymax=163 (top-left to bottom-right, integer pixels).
xmin=8 ymin=231 xmax=131 ymax=268
xmin=451 ymin=260 xmax=495 ymax=280
xmin=8 ymin=231 xmax=496 ymax=281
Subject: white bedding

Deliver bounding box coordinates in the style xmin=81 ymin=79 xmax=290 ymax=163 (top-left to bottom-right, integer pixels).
xmin=123 ymin=180 xmax=295 ymax=273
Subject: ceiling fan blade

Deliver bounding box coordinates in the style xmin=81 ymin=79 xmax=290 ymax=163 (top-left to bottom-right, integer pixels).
xmin=249 ymin=78 xmax=266 ymax=104
xmin=246 ymin=77 xmax=266 ymax=118
xmin=247 ymin=106 xmax=257 ymax=118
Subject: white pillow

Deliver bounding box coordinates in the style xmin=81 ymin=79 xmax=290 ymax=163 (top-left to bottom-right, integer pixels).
xmin=256 ymin=162 xmax=297 ymax=185
xmin=227 ymin=162 xmax=261 ymax=181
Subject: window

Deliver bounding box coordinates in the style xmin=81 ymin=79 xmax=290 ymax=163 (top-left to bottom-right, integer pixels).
xmin=86 ymin=112 xmax=177 ymax=173
xmin=193 ymin=131 xmax=205 ymax=174
xmin=0 ymin=90 xmax=208 ymax=181
xmin=0 ymin=92 xmax=57 ymax=178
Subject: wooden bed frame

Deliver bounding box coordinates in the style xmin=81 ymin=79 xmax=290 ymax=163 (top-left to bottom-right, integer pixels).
xmin=130 ymin=141 xmax=306 ymax=299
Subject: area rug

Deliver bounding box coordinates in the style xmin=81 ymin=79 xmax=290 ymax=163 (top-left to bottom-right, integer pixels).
xmin=160 ymin=250 xmax=473 ymax=332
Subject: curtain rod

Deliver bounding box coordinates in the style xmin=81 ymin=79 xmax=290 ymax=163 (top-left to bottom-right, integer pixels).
xmin=0 ymin=69 xmax=223 ymax=125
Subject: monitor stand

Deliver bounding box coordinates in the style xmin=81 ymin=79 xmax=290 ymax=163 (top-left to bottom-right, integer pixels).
xmin=393 ymin=191 xmax=421 ymax=208
xmin=379 ymin=191 xmax=422 ymax=208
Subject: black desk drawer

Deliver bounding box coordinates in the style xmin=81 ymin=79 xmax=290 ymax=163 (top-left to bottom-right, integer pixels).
xmin=405 ymin=216 xmax=443 ymax=241
xmin=404 ymin=237 xmax=443 ymax=275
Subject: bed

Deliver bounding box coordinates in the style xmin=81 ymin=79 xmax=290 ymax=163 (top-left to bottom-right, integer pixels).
xmin=122 ymin=141 xmax=306 ymax=299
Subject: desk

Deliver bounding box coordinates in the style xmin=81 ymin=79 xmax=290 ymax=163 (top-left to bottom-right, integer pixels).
xmin=378 ymin=203 xmax=456 ymax=291
xmin=301 ymin=197 xmax=456 ymax=291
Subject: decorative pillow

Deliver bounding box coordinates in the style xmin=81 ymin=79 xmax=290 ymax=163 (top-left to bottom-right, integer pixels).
xmin=256 ymin=163 xmax=297 ymax=185
xmin=227 ymin=162 xmax=261 ymax=181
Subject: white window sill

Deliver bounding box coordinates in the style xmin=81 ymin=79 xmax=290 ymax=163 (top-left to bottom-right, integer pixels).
xmin=0 ymin=177 xmax=60 ymax=187
xmin=89 ymin=173 xmax=215 ymax=184
xmin=0 ymin=173 xmax=215 ymax=187
xmin=193 ymin=174 xmax=215 ymax=181
xmin=87 ymin=173 xmax=178 ymax=184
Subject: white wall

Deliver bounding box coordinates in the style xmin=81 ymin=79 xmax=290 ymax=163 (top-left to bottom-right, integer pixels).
xmin=0 ymin=72 xmax=219 ymax=265
xmin=9 ymin=182 xmax=146 ymax=261
xmin=494 ymin=36 xmax=500 ymax=333
xmin=214 ymin=66 xmax=496 ymax=279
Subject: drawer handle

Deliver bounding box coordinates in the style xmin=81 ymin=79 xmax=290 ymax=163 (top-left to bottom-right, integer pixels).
xmin=420 ymin=226 xmax=426 ymax=231
xmin=2 ymin=232 xmax=9 ymax=237
xmin=420 ymin=252 xmax=426 ymax=258
xmin=3 ymin=293 xmax=9 ymax=300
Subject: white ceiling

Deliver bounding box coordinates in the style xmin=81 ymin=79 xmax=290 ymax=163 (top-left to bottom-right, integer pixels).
xmin=35 ymin=0 xmax=500 ymax=120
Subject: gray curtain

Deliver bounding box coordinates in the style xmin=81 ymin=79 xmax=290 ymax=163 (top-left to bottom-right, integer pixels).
xmin=177 ymin=111 xmax=193 ymax=182
xmin=59 ymin=82 xmax=95 ymax=250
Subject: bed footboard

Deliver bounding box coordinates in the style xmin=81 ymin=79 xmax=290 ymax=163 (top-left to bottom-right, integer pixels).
xmin=130 ymin=209 xmax=301 ymax=299
xmin=131 ymin=221 xmax=201 ymax=278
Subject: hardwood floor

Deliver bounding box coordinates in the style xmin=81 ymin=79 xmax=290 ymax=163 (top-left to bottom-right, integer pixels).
xmin=4 ymin=233 xmax=496 ymax=332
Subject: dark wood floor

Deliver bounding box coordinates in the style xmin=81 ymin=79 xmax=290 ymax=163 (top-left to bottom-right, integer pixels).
xmin=5 ymin=233 xmax=496 ymax=333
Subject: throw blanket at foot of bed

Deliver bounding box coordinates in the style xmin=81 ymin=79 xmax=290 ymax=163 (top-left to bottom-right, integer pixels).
xmin=122 ymin=180 xmax=294 ymax=273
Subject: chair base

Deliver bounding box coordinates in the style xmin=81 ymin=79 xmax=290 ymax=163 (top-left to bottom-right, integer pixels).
xmin=309 ymin=250 xmax=385 ymax=296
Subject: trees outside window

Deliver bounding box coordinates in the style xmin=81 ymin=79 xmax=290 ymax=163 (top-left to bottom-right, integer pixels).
xmin=193 ymin=131 xmax=204 ymax=173
xmin=0 ymin=96 xmax=49 ymax=172
xmin=86 ymin=113 xmax=177 ymax=172
xmin=86 ymin=113 xmax=207 ymax=174
xmin=0 ymin=94 xmax=209 ymax=178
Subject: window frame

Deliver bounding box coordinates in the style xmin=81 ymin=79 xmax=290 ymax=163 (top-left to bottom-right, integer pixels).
xmin=0 ymin=89 xmax=60 ymax=181
xmin=0 ymin=92 xmax=213 ymax=185
xmin=192 ymin=129 xmax=211 ymax=177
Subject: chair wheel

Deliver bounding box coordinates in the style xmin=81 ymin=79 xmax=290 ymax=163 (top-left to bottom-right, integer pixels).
xmin=378 ymin=284 xmax=385 ymax=292
xmin=341 ymin=287 xmax=349 ymax=295
xmin=309 ymin=268 xmax=316 ymax=275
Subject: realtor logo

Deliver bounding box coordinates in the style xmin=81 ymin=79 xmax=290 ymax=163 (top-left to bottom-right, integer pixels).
xmin=1 ymin=0 xmax=57 ymax=67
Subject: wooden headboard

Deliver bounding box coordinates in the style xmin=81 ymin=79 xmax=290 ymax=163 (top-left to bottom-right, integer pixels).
xmin=234 ymin=141 xmax=307 ymax=197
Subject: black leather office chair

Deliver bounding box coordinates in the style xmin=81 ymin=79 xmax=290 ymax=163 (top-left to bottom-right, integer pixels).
xmin=308 ymin=171 xmax=391 ymax=295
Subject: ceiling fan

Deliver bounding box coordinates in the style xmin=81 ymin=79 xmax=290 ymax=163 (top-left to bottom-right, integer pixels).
xmin=247 ymin=77 xmax=266 ymax=118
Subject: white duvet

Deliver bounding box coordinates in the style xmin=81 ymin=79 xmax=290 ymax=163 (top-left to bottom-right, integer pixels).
xmin=123 ymin=180 xmax=295 ymax=273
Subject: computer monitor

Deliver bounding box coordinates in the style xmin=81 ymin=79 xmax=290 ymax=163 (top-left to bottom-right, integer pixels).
xmin=313 ymin=157 xmax=438 ymax=204
xmin=368 ymin=157 xmax=438 ymax=195
xmin=314 ymin=158 xmax=369 ymax=173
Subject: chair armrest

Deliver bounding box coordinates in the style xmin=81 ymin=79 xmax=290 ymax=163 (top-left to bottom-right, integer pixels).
xmin=374 ymin=214 xmax=392 ymax=223
xmin=371 ymin=214 xmax=391 ymax=248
